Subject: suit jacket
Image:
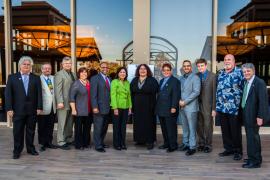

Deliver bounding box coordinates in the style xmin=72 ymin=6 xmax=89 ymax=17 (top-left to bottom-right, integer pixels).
xmin=40 ymin=74 xmax=56 ymax=115
xmin=90 ymin=73 xmax=111 ymax=115
xmin=242 ymin=76 xmax=269 ymax=127
xmin=54 ymin=69 xmax=76 ymax=110
xmin=5 ymin=72 xmax=43 ymax=115
xmin=179 ymin=73 xmax=201 ymax=112
xmin=197 ymin=71 xmax=216 ymax=113
xmin=155 ymin=76 xmax=181 ymax=117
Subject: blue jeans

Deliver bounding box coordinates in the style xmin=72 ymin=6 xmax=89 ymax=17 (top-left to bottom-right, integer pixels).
xmin=180 ymin=110 xmax=198 ymax=149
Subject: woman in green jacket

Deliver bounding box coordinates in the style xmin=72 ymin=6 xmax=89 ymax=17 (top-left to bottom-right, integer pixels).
xmin=110 ymin=67 xmax=132 ymax=150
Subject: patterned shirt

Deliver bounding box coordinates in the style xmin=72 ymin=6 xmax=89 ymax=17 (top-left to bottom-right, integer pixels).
xmin=216 ymin=67 xmax=244 ymax=115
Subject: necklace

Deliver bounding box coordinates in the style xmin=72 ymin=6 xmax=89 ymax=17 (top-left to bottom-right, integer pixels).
xmin=79 ymin=79 xmax=88 ymax=86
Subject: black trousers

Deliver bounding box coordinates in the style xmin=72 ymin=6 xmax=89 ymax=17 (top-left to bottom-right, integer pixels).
xmin=112 ymin=109 xmax=128 ymax=148
xmin=13 ymin=114 xmax=37 ymax=155
xmin=37 ymin=111 xmax=55 ymax=146
xmin=74 ymin=114 xmax=93 ymax=149
xmin=93 ymin=113 xmax=110 ymax=149
xmin=245 ymin=126 xmax=262 ymax=164
xmin=217 ymin=112 xmax=242 ymax=154
xmin=159 ymin=115 xmax=178 ymax=149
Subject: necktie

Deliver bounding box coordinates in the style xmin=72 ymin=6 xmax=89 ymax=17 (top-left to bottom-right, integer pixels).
xmin=105 ymin=77 xmax=110 ymax=90
xmin=69 ymin=72 xmax=75 ymax=81
xmin=46 ymin=77 xmax=53 ymax=94
xmin=241 ymin=82 xmax=248 ymax=108
xmin=22 ymin=74 xmax=29 ymax=95
xmin=160 ymin=79 xmax=167 ymax=90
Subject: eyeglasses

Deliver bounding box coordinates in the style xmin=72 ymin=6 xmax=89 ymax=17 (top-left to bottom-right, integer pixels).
xmin=22 ymin=63 xmax=31 ymax=66
xmin=162 ymin=69 xmax=171 ymax=72
xmin=101 ymin=66 xmax=109 ymax=69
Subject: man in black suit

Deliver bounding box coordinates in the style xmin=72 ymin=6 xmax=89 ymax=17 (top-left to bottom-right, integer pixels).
xmin=241 ymin=63 xmax=269 ymax=168
xmin=5 ymin=56 xmax=42 ymax=159
xmin=155 ymin=63 xmax=180 ymax=152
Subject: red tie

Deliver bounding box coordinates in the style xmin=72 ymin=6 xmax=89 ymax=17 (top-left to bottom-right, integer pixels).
xmin=105 ymin=77 xmax=110 ymax=90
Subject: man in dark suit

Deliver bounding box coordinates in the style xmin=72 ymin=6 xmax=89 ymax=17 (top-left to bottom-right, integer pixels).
xmin=196 ymin=58 xmax=216 ymax=153
xmin=241 ymin=63 xmax=269 ymax=168
xmin=5 ymin=56 xmax=42 ymax=159
xmin=155 ymin=63 xmax=180 ymax=152
xmin=90 ymin=62 xmax=111 ymax=153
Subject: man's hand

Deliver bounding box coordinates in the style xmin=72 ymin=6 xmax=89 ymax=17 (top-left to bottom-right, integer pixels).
xmin=114 ymin=109 xmax=119 ymax=116
xmin=7 ymin=111 xmax=14 ymax=118
xmin=37 ymin=109 xmax=42 ymax=115
xmin=128 ymin=108 xmax=132 ymax=115
xmin=72 ymin=110 xmax=77 ymax=116
xmin=179 ymin=100 xmax=185 ymax=107
xmin=57 ymin=103 xmax=64 ymax=109
xmin=93 ymin=108 xmax=99 ymax=114
xmin=257 ymin=118 xmax=263 ymax=126
xmin=212 ymin=110 xmax=216 ymax=117
xmin=171 ymin=108 xmax=176 ymax=113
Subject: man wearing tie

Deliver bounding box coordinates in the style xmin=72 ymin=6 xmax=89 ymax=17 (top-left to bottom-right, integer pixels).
xmin=54 ymin=57 xmax=76 ymax=150
xmin=38 ymin=63 xmax=57 ymax=151
xmin=241 ymin=63 xmax=269 ymax=168
xmin=91 ymin=62 xmax=111 ymax=152
xmin=5 ymin=56 xmax=42 ymax=159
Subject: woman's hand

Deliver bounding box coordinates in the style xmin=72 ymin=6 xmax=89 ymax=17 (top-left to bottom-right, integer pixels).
xmin=114 ymin=109 xmax=119 ymax=116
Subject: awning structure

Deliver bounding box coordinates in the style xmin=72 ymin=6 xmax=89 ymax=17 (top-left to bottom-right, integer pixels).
xmin=13 ymin=25 xmax=101 ymax=60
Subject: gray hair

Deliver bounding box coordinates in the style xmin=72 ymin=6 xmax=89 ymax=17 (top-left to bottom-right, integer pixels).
xmin=41 ymin=63 xmax=52 ymax=70
xmin=62 ymin=56 xmax=72 ymax=63
xmin=18 ymin=56 xmax=33 ymax=67
xmin=241 ymin=63 xmax=255 ymax=71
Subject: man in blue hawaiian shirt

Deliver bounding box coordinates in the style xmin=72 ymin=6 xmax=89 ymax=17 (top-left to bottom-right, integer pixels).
xmin=214 ymin=54 xmax=244 ymax=161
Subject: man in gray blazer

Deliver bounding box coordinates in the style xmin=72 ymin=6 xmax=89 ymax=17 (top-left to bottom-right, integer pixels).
xmin=38 ymin=63 xmax=57 ymax=152
xmin=54 ymin=57 xmax=76 ymax=150
xmin=196 ymin=58 xmax=216 ymax=153
xmin=91 ymin=62 xmax=111 ymax=152
xmin=179 ymin=60 xmax=201 ymax=156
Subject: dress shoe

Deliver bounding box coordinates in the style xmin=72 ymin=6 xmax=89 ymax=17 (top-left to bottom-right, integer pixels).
xmin=159 ymin=145 xmax=169 ymax=149
xmin=218 ymin=150 xmax=234 ymax=157
xmin=13 ymin=154 xmax=20 ymax=159
xmin=233 ymin=153 xmax=242 ymax=161
xmin=121 ymin=145 xmax=127 ymax=150
xmin=242 ymin=162 xmax=261 ymax=169
xmin=103 ymin=144 xmax=109 ymax=148
xmin=167 ymin=148 xmax=177 ymax=153
xmin=197 ymin=146 xmax=204 ymax=152
xmin=46 ymin=143 xmax=58 ymax=149
xmin=39 ymin=145 xmax=46 ymax=152
xmin=185 ymin=149 xmax=196 ymax=156
xmin=244 ymin=158 xmax=250 ymax=163
xmin=178 ymin=144 xmax=189 ymax=151
xmin=135 ymin=142 xmax=145 ymax=145
xmin=203 ymin=147 xmax=212 ymax=153
xmin=58 ymin=144 xmax=71 ymax=150
xmin=96 ymin=148 xmax=106 ymax=153
xmin=27 ymin=150 xmax=39 ymax=156
xmin=146 ymin=143 xmax=154 ymax=150
xmin=114 ymin=146 xmax=121 ymax=151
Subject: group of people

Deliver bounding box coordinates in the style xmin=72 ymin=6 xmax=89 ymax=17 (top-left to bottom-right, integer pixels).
xmin=5 ymin=54 xmax=269 ymax=169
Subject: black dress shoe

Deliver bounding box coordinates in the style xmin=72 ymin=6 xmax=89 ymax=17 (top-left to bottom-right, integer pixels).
xmin=146 ymin=143 xmax=154 ymax=150
xmin=242 ymin=162 xmax=261 ymax=168
xmin=121 ymin=145 xmax=127 ymax=150
xmin=103 ymin=144 xmax=109 ymax=148
xmin=185 ymin=149 xmax=196 ymax=156
xmin=13 ymin=154 xmax=20 ymax=159
xmin=39 ymin=145 xmax=46 ymax=152
xmin=159 ymin=145 xmax=169 ymax=149
xmin=96 ymin=148 xmax=106 ymax=153
xmin=178 ymin=144 xmax=189 ymax=151
xmin=203 ymin=147 xmax=212 ymax=153
xmin=58 ymin=144 xmax=71 ymax=150
xmin=218 ymin=150 xmax=234 ymax=157
xmin=27 ymin=150 xmax=39 ymax=156
xmin=197 ymin=146 xmax=204 ymax=152
xmin=46 ymin=143 xmax=58 ymax=149
xmin=114 ymin=146 xmax=121 ymax=151
xmin=167 ymin=148 xmax=177 ymax=153
xmin=233 ymin=153 xmax=242 ymax=161
xmin=244 ymin=158 xmax=250 ymax=163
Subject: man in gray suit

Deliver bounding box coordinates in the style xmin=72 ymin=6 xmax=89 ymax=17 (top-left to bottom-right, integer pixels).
xmin=179 ymin=60 xmax=201 ymax=156
xmin=91 ymin=62 xmax=111 ymax=153
xmin=196 ymin=58 xmax=216 ymax=153
xmin=54 ymin=57 xmax=76 ymax=150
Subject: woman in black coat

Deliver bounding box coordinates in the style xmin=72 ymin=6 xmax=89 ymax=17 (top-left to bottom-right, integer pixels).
xmin=130 ymin=64 xmax=159 ymax=150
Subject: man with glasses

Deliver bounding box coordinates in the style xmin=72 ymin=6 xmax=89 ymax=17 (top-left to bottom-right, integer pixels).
xmin=178 ymin=60 xmax=201 ymax=156
xmin=91 ymin=62 xmax=111 ymax=152
xmin=55 ymin=57 xmax=76 ymax=150
xmin=5 ymin=56 xmax=42 ymax=159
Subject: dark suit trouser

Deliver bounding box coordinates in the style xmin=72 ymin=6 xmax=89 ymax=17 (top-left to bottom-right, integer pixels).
xmin=13 ymin=114 xmax=37 ymax=155
xmin=218 ymin=112 xmax=242 ymax=154
xmin=245 ymin=126 xmax=262 ymax=164
xmin=93 ymin=113 xmax=109 ymax=149
xmin=74 ymin=115 xmax=92 ymax=149
xmin=197 ymin=111 xmax=213 ymax=148
xmin=37 ymin=110 xmax=55 ymax=146
xmin=159 ymin=115 xmax=178 ymax=149
xmin=112 ymin=109 xmax=128 ymax=148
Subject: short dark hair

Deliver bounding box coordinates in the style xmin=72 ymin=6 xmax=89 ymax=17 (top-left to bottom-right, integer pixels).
xmin=195 ymin=58 xmax=207 ymax=65
xmin=183 ymin=60 xmax=191 ymax=65
xmin=135 ymin=64 xmax=153 ymax=77
xmin=77 ymin=67 xmax=88 ymax=79
xmin=162 ymin=63 xmax=172 ymax=70
xmin=115 ymin=66 xmax=128 ymax=81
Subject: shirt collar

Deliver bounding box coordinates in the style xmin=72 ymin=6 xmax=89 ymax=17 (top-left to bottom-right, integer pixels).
xmin=247 ymin=75 xmax=255 ymax=84
xmin=20 ymin=71 xmax=30 ymax=76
